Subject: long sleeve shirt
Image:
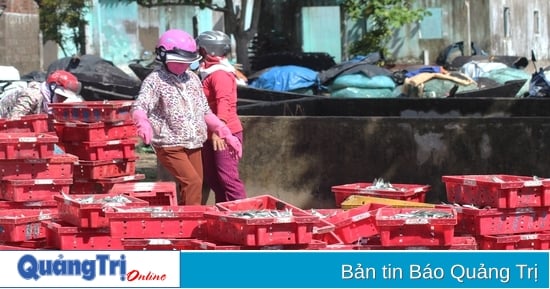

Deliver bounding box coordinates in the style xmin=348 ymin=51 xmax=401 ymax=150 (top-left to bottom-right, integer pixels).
xmin=0 ymin=81 xmax=48 ymax=119
xmin=199 ymin=58 xmax=243 ymax=134
xmin=133 ymin=67 xmax=212 ymax=149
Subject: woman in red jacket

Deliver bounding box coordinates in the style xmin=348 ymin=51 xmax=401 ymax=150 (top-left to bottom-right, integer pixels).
xmin=196 ymin=30 xmax=247 ymax=203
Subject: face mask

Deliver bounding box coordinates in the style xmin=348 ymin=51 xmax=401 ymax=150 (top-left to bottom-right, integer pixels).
xmin=166 ymin=62 xmax=190 ymax=75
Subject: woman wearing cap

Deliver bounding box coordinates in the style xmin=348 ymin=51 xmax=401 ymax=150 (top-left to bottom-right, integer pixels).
xmin=196 ymin=30 xmax=247 ymax=203
xmin=132 ymin=28 xmax=242 ymax=206
xmin=0 ymin=70 xmax=82 ymax=119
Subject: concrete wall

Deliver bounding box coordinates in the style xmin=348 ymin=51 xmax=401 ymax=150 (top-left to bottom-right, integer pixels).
xmin=0 ymin=0 xmax=40 ymax=74
xmin=228 ymin=98 xmax=550 ymax=209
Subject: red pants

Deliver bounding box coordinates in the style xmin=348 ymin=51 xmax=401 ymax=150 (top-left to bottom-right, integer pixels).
xmin=154 ymin=146 xmax=203 ymax=205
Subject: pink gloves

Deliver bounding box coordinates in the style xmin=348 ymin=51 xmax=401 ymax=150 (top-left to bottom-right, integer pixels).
xmin=132 ymin=109 xmax=153 ymax=145
xmin=204 ymin=113 xmax=242 ymax=160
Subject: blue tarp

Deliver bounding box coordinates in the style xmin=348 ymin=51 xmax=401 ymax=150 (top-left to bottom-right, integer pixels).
xmin=249 ymin=65 xmax=319 ymax=92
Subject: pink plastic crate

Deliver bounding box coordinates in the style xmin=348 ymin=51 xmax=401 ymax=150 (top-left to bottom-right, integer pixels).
xmin=62 ymin=138 xmax=137 ymax=161
xmin=106 ymin=205 xmax=217 ymax=239
xmin=110 ymin=182 xmax=178 ymax=206
xmin=477 ymin=232 xmax=550 ymax=250
xmin=332 ymin=182 xmax=430 ymax=207
xmin=0 ymin=154 xmax=77 ymax=180
xmin=442 ymin=174 xmax=550 ymax=208
xmin=54 ymin=194 xmax=149 ymax=228
xmin=0 ymin=132 xmax=58 ymax=160
xmin=375 ymin=207 xmax=457 ymax=247
xmin=73 ymin=158 xmax=137 ymax=180
xmin=49 ymin=100 xmax=133 ymax=123
xmin=53 ymin=120 xmax=137 ymax=141
xmin=191 ymin=239 xmax=327 ymax=250
xmin=0 ymin=209 xmax=56 ymax=242
xmin=454 ymin=206 xmax=550 ymax=236
xmin=122 ymin=238 xmax=197 ymax=250
xmin=203 ymin=210 xmax=319 ymax=246
xmin=70 ymin=174 xmax=145 ymax=194
xmin=0 ymin=114 xmax=50 ymax=133
xmin=43 ymin=220 xmax=123 ymax=250
xmin=1 ymin=178 xmax=73 ymax=201
xmin=216 ymin=194 xmax=309 ymax=214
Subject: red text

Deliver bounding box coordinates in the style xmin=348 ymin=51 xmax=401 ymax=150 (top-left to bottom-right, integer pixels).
xmin=126 ymin=269 xmax=167 ymax=281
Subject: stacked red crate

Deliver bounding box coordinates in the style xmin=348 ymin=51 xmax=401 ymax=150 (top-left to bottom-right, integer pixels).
xmin=442 ymin=174 xmax=550 ymax=250
xmin=44 ymin=193 xmax=150 ymax=250
xmin=0 ymin=114 xmax=75 ymax=248
xmin=49 ymin=101 xmax=145 ymax=194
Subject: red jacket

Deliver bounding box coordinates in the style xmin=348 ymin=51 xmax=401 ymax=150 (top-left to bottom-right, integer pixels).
xmin=200 ymin=58 xmax=243 ymax=134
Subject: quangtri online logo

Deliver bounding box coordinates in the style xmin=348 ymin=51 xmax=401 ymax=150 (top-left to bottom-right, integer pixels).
xmin=18 ymin=254 xmax=128 ymax=281
xmin=11 ymin=251 xmax=180 ymax=287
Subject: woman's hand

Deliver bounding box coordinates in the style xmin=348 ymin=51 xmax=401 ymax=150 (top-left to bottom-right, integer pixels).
xmin=211 ymin=132 xmax=227 ymax=151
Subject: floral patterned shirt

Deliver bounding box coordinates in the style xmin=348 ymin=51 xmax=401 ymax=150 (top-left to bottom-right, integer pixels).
xmin=0 ymin=81 xmax=46 ymax=119
xmin=133 ymin=67 xmax=212 ymax=148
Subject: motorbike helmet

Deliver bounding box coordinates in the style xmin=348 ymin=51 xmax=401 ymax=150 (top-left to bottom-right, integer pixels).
xmin=196 ymin=30 xmax=231 ymax=57
xmin=46 ymin=70 xmax=82 ymax=101
xmin=156 ymin=29 xmax=202 ymax=63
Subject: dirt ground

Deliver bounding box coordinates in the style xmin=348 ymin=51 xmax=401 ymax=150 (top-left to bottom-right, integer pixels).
xmin=135 ymin=149 xmax=158 ymax=182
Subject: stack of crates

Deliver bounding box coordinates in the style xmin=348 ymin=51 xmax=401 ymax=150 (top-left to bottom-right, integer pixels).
xmin=0 ymin=114 xmax=75 ymax=247
xmin=50 ymin=101 xmax=145 ymax=194
xmin=443 ymin=174 xmax=550 ymax=250
xmin=44 ymin=193 xmax=150 ymax=250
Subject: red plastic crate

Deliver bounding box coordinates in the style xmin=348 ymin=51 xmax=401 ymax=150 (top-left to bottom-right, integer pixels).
xmin=356 ymin=235 xmax=478 ymax=250
xmin=122 ymin=238 xmax=197 ymax=250
xmin=43 ymin=220 xmax=123 ymax=250
xmin=0 ymin=132 xmax=58 ymax=160
xmin=54 ymin=193 xmax=149 ymax=228
xmin=53 ymin=120 xmax=137 ymax=141
xmin=70 ymin=174 xmax=145 ymax=194
xmin=0 ymin=154 xmax=77 ymax=180
xmin=1 ymin=178 xmax=73 ymax=201
xmin=443 ymin=174 xmax=550 ymax=208
xmin=0 ymin=200 xmax=58 ymax=209
xmin=2 ymin=238 xmax=48 ymax=250
xmin=106 ymin=205 xmax=217 ymax=239
xmin=73 ymin=158 xmax=137 ymax=180
xmin=0 ymin=244 xmax=36 ymax=250
xmin=110 ymin=181 xmax=178 ymax=206
xmin=309 ymin=209 xmax=343 ymax=245
xmin=203 ymin=210 xmax=319 ymax=246
xmin=49 ymin=100 xmax=134 ymax=123
xmin=331 ymin=182 xmax=430 ymax=207
xmin=0 ymin=209 xmax=56 ymax=242
xmin=324 ymin=204 xmax=384 ymax=244
xmin=375 ymin=207 xmax=457 ymax=247
xmin=454 ymin=206 xmax=550 ymax=236
xmin=216 ymin=194 xmax=309 ymax=214
xmin=0 ymin=114 xmax=49 ymax=133
xmin=62 ymin=138 xmax=137 ymax=161
xmin=191 ymin=239 xmax=327 ymax=250
xmin=477 ymin=232 xmax=550 ymax=250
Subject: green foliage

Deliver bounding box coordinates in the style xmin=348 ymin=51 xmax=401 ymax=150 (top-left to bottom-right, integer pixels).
xmin=35 ymin=0 xmax=88 ymax=56
xmin=342 ymin=0 xmax=430 ymax=58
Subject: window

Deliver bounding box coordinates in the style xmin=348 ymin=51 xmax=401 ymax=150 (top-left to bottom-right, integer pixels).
xmin=503 ymin=7 xmax=510 ymax=37
xmin=534 ymin=10 xmax=540 ymax=35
